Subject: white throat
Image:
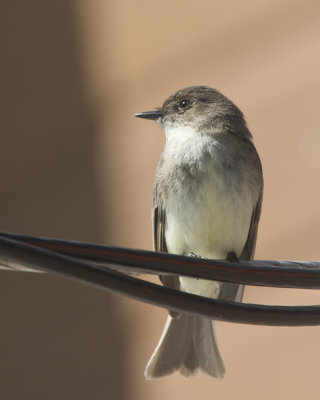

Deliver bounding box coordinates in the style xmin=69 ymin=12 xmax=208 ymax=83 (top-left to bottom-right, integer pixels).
xmin=164 ymin=124 xmax=197 ymax=141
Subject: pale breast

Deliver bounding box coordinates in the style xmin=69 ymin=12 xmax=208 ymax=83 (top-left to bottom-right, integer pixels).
xmin=158 ymin=132 xmax=261 ymax=260
xmin=165 ymin=173 xmax=254 ymax=259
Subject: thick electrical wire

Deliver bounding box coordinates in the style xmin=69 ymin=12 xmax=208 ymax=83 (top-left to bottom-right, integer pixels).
xmin=1 ymin=232 xmax=320 ymax=326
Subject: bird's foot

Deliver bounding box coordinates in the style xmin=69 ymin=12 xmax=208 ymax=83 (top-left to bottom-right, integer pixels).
xmin=226 ymin=251 xmax=240 ymax=263
xmin=183 ymin=252 xmax=207 ymax=259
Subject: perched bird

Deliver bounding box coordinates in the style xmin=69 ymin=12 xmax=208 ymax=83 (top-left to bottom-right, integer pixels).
xmin=135 ymin=86 xmax=263 ymax=379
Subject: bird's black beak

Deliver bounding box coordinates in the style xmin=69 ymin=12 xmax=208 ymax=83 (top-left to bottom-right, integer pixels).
xmin=135 ymin=110 xmax=163 ymax=120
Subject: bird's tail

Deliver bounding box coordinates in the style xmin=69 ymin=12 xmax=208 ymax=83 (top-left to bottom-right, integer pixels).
xmin=145 ymin=314 xmax=225 ymax=379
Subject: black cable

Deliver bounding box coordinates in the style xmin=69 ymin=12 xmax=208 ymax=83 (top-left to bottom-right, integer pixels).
xmin=1 ymin=232 xmax=320 ymax=288
xmin=1 ymin=234 xmax=320 ymax=326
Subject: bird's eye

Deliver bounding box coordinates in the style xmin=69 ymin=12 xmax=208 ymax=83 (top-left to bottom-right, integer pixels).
xmin=179 ymin=100 xmax=189 ymax=108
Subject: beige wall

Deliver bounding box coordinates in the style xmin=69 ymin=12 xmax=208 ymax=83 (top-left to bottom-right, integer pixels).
xmin=1 ymin=0 xmax=320 ymax=399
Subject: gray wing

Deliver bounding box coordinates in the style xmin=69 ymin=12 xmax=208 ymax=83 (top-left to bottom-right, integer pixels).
xmin=218 ymin=189 xmax=263 ymax=301
xmin=152 ymin=203 xmax=181 ymax=292
xmin=152 ymin=205 xmax=167 ymax=253
xmin=152 ymin=180 xmax=181 ymax=324
xmin=240 ymin=190 xmax=263 ymax=260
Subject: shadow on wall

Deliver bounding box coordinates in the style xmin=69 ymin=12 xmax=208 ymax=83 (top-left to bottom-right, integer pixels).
xmin=0 ymin=2 xmax=128 ymax=399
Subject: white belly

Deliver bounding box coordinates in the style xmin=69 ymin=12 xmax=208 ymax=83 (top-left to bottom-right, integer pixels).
xmin=165 ymin=176 xmax=254 ymax=260
xmin=159 ymin=131 xmax=260 ymax=298
xmin=165 ymin=179 xmax=254 ymax=297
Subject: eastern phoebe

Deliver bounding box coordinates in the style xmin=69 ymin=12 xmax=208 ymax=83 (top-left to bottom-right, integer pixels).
xmin=135 ymin=86 xmax=263 ymax=379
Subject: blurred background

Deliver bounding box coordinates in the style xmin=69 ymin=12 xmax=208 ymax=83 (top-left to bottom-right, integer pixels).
xmin=1 ymin=0 xmax=320 ymax=399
